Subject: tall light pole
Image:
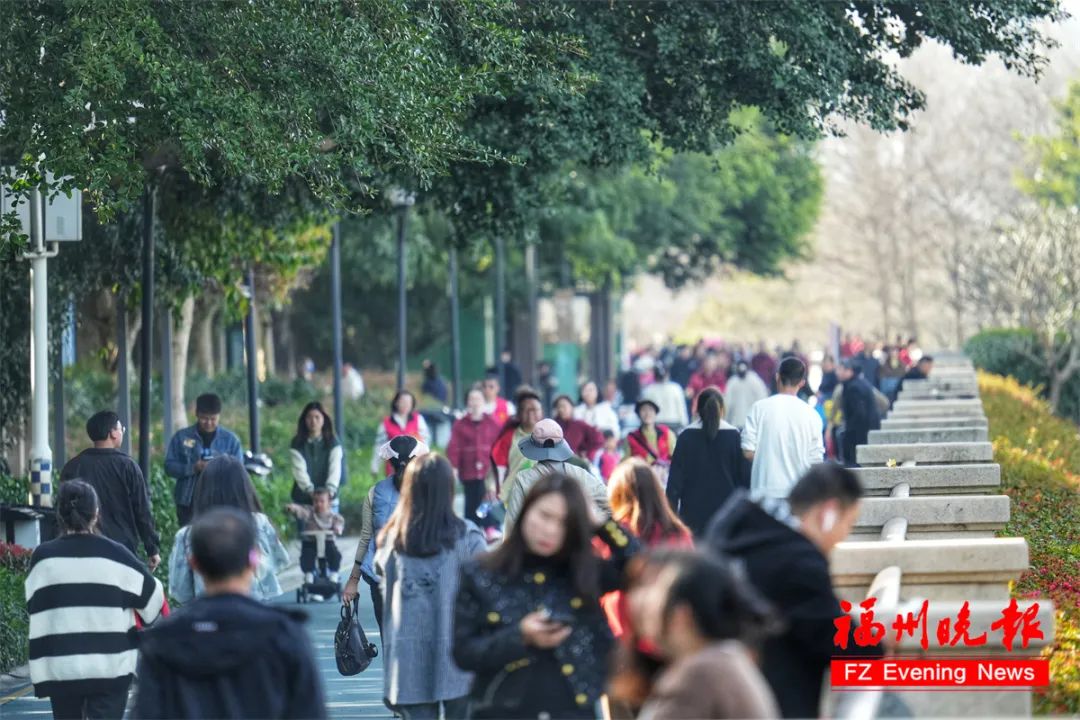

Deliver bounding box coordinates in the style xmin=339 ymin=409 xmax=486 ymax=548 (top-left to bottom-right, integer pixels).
xmin=391 ymin=189 xmax=414 ymax=390
xmin=449 ymin=245 xmax=462 ymax=409
xmin=26 ymin=183 xmax=53 ymax=507
xmin=494 ymin=236 xmax=506 ymax=391
xmin=244 ymin=268 xmax=260 ymax=453
xmin=138 ymin=184 xmax=155 ymax=480
xmin=330 ymin=222 xmax=345 ymax=471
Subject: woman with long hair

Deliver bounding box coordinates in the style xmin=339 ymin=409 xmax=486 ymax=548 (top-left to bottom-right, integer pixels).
xmin=574 ymin=380 xmax=620 ymax=439
xmin=665 ymin=387 xmax=747 ymax=536
xmin=167 ymin=455 xmax=289 ymax=603
xmin=289 ymin=401 xmax=343 ymax=503
xmin=453 ymin=474 xmax=639 ymax=720
xmin=26 ymin=481 xmax=165 ymax=719
xmin=601 ymin=459 xmax=692 ymax=638
xmin=342 ymin=435 xmax=429 ymax=631
xmin=371 ymin=389 xmax=432 ymax=477
xmin=614 ymin=550 xmax=779 ymax=719
xmin=375 ymin=453 xmax=486 ymax=719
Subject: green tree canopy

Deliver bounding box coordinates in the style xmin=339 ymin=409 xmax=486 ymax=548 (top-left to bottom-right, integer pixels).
xmin=1018 ymin=80 xmax=1080 ymax=208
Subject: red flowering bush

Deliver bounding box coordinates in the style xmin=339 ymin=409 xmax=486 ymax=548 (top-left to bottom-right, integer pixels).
xmin=980 ymin=373 xmax=1079 ymax=714
xmin=0 ymin=542 xmax=30 ymax=671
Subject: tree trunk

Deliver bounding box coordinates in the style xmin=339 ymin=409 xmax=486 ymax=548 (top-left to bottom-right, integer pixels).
xmin=171 ymin=296 xmax=195 ymax=430
xmin=195 ymin=300 xmax=217 ymax=376
xmin=262 ymin=311 xmax=277 ymax=378
xmin=279 ymin=307 xmax=298 ymax=379
xmin=126 ymin=309 xmax=141 ymax=379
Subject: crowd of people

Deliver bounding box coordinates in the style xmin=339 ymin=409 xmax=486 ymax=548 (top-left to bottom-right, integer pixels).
xmin=23 ymin=334 xmax=940 ymax=719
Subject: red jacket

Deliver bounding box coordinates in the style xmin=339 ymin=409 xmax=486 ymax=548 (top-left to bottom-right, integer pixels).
xmin=556 ymin=417 xmax=605 ymax=459
xmin=447 ymin=415 xmax=502 ymax=482
xmin=688 ymin=369 xmax=728 ymax=396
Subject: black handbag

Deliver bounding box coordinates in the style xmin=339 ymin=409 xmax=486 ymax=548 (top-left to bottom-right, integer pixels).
xmin=334 ymin=598 xmax=378 ymax=675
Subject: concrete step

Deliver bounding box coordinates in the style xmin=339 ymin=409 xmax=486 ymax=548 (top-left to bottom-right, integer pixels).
xmin=831 ymin=537 xmax=1029 ymax=602
xmin=893 ymin=399 xmax=985 ymax=412
xmin=868 ymin=427 xmax=989 ymax=445
xmin=854 ymin=463 xmax=1001 ymax=496
xmin=880 ymin=417 xmax=988 ymax=430
xmin=851 ymin=495 xmax=1010 ymax=540
xmin=856 ymin=442 xmax=994 ymax=466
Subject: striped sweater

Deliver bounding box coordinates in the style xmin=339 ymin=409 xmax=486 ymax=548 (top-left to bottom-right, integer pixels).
xmin=25 ymin=533 xmax=164 ymax=698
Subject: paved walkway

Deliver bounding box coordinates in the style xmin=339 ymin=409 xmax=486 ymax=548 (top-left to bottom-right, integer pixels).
xmin=0 ymin=537 xmax=392 ymax=719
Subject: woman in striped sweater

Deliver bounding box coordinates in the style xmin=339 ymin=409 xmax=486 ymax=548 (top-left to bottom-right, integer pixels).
xmin=25 ymin=480 xmax=165 ymax=719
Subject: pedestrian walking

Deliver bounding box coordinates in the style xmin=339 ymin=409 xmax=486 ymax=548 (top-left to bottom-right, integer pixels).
xmin=422 ymin=359 xmax=450 ymax=404
xmin=375 ymin=454 xmax=487 ymax=718
xmin=134 ymin=507 xmax=326 ymax=719
xmin=723 ymin=361 xmax=770 ymax=430
xmin=167 ymin=456 xmax=289 ymax=604
xmin=164 ymin=393 xmax=244 ymax=527
xmin=837 ymin=359 xmax=881 ymax=466
xmin=481 ymin=373 xmax=516 ymax=426
xmin=446 ymin=388 xmax=502 ymax=523
xmin=453 ymin=473 xmax=639 ymax=720
xmin=597 ymin=430 xmax=622 ymax=483
xmin=640 ymin=364 xmax=689 ymax=429
xmin=342 ymin=435 xmax=429 ymax=632
xmin=620 ymin=550 xmax=779 ymax=720
xmin=289 ymin=401 xmax=343 ymax=504
xmin=666 ymin=389 xmax=746 ymax=536
xmin=687 ymin=352 xmax=728 ymax=400
xmin=501 ymin=419 xmax=610 ymax=534
xmin=552 ymin=395 xmax=604 ymax=460
xmin=574 ymin=381 xmax=621 ymax=439
xmin=59 ymin=410 xmax=160 ymax=569
xmin=26 ymin=481 xmax=165 ymax=719
xmin=626 ymin=399 xmax=678 ymax=484
xmin=487 ymin=387 xmax=544 ymax=499
xmin=371 ymin=390 xmax=432 ymax=477
xmin=741 ymin=358 xmax=824 ymax=502
xmin=601 ymin=459 xmax=691 ymax=637
xmin=704 ymin=464 xmax=880 ymax=718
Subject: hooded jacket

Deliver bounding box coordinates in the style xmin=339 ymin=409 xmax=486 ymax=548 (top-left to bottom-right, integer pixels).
xmin=704 ymin=493 xmax=879 ymax=719
xmin=132 ymin=594 xmax=326 ymax=719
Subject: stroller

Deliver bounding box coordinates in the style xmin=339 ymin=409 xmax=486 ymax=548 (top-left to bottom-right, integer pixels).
xmin=296 ymin=528 xmax=342 ymax=604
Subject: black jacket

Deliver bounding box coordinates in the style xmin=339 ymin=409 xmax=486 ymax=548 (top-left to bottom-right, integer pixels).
xmin=59 ymin=448 xmax=159 ymax=557
xmin=453 ymin=521 xmax=638 ymax=719
xmin=666 ymin=427 xmax=747 ymax=536
xmin=840 ymin=376 xmax=881 ymax=462
xmin=132 ymin=594 xmax=326 ymax=719
xmin=705 ymin=493 xmax=881 ymax=719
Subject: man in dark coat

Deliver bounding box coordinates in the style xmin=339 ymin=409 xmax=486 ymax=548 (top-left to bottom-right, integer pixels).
xmin=705 ymin=464 xmax=882 ymax=719
xmin=133 ymin=508 xmax=326 ymax=720
xmin=895 ymin=355 xmax=935 ymax=398
xmin=838 ymin=359 xmax=882 ymax=467
xmin=59 ymin=410 xmax=160 ymax=569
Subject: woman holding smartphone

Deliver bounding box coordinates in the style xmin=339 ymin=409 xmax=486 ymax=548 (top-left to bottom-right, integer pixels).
xmin=453 ymin=474 xmax=639 ymax=719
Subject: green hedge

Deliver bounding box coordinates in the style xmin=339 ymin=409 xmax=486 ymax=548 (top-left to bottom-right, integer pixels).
xmin=0 ymin=543 xmax=31 ymax=672
xmin=965 ymin=328 xmax=1080 ymax=423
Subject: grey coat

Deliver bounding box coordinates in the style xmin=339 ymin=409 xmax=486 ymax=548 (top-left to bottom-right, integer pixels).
xmin=376 ymin=521 xmax=487 ymax=707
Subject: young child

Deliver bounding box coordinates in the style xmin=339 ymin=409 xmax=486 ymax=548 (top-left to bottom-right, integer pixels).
xmin=284 ymin=488 xmax=345 ymax=585
xmin=599 ymin=429 xmax=622 ymax=483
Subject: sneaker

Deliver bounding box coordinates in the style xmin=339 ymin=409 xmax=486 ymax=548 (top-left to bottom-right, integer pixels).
xmin=309 ymin=594 xmax=325 ymax=602
xmin=303 ymin=572 xmax=314 ymax=584
xmin=328 ymin=571 xmax=340 ymax=583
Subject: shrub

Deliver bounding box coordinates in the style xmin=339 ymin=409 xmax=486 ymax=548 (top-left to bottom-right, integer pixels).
xmin=980 ymin=372 xmax=1080 ymax=714
xmin=0 ymin=543 xmax=31 ymax=672
xmin=0 ymin=473 xmax=29 ymax=504
xmin=966 ymin=327 xmax=1080 ymax=423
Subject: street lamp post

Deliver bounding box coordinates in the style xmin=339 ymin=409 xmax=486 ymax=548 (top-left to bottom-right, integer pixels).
xmin=27 ymin=184 xmax=54 ymax=507
xmin=391 ymin=189 xmax=414 ymax=390
xmin=449 ymin=245 xmax=462 ymax=409
xmin=138 ymin=184 xmax=155 ymax=480
xmin=330 ymin=222 xmax=345 ymax=471
xmin=244 ymin=268 xmax=260 ymax=453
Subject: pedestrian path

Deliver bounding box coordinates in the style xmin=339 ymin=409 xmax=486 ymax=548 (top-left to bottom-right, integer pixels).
xmin=0 ymin=534 xmax=392 ymax=719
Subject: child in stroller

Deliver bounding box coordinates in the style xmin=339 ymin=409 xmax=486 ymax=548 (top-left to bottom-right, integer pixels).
xmin=285 ymin=488 xmax=345 ymax=602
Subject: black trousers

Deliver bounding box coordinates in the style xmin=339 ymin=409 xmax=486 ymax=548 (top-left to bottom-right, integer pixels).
xmin=366 ymin=578 xmax=384 ymax=635
xmin=49 ymin=682 xmax=129 ymax=720
xmin=175 ymin=503 xmax=193 ymax=527
xmin=462 ymin=479 xmax=487 ymax=523
xmin=299 ymin=538 xmax=342 ymax=574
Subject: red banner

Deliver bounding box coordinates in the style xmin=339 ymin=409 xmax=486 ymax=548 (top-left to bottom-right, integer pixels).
xmin=831 ymin=659 xmax=1050 ymax=688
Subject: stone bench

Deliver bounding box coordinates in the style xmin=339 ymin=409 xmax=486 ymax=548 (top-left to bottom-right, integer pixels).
xmin=851 ymin=495 xmax=1010 ymax=540
xmin=857 ymin=442 xmax=994 ymax=466
xmin=881 ymin=417 xmax=988 ymax=430
xmin=898 ymin=386 xmax=979 ymax=399
xmin=854 ymin=464 xmax=1001 ymax=496
xmin=888 ymin=405 xmax=990 ymax=419
xmin=831 ymin=537 xmax=1029 ymax=602
xmin=868 ymin=427 xmax=990 ymax=445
